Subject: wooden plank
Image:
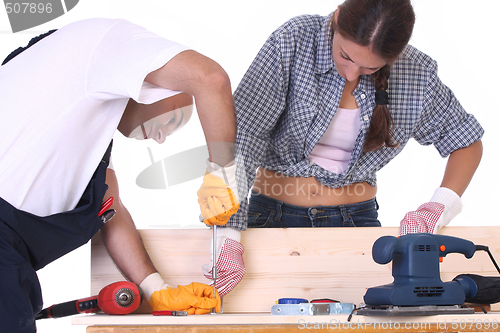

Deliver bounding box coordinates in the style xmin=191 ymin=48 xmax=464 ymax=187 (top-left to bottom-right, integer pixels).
xmin=90 ymin=227 xmax=500 ymax=314
xmin=82 ymin=312 xmax=500 ymax=333
xmin=75 ymin=312 xmax=500 ymax=326
xmin=85 ymin=324 xmax=500 ymax=333
xmin=85 ymin=324 xmax=459 ymax=333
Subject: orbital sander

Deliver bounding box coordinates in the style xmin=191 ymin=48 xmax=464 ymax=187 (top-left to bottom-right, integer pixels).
xmin=357 ymin=233 xmax=500 ymax=316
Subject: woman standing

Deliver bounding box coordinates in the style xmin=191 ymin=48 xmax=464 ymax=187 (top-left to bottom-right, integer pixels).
xmin=227 ymin=0 xmax=483 ymax=233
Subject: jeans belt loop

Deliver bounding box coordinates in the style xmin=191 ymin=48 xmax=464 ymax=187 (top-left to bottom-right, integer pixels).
xmin=275 ymin=201 xmax=283 ymax=221
xmin=340 ymin=205 xmax=350 ymax=225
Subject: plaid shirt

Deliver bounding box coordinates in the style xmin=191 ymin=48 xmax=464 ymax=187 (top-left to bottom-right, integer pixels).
xmin=228 ymin=14 xmax=484 ymax=230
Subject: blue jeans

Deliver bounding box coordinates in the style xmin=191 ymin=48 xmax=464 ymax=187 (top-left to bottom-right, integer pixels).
xmin=247 ymin=191 xmax=381 ymax=228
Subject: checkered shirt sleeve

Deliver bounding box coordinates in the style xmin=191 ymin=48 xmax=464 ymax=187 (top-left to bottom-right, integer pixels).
xmin=227 ymin=28 xmax=289 ymax=230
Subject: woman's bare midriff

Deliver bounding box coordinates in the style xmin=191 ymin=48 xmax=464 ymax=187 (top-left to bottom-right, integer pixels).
xmin=253 ymin=167 xmax=377 ymax=207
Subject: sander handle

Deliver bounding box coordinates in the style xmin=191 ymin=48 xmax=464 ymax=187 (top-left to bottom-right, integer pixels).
xmin=433 ymin=234 xmax=476 ymax=259
xmin=372 ymin=234 xmax=477 ymax=265
xmin=372 ymin=236 xmax=399 ymax=264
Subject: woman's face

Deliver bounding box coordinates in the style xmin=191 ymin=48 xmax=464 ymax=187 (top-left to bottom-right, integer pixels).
xmin=332 ymin=31 xmax=387 ymax=82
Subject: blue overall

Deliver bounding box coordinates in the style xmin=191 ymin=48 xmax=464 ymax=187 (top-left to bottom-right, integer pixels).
xmin=0 ymin=142 xmax=112 ymax=333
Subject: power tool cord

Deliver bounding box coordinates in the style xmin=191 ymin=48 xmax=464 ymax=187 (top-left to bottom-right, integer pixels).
xmin=475 ymin=245 xmax=500 ymax=274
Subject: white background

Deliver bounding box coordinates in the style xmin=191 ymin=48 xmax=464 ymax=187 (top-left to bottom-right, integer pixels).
xmin=0 ymin=0 xmax=498 ymax=332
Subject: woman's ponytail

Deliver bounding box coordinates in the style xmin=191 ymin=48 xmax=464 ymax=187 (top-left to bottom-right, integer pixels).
xmin=363 ymin=64 xmax=399 ymax=151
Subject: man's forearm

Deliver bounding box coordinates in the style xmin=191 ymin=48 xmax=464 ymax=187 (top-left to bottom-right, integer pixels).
xmin=100 ymin=169 xmax=156 ymax=285
xmin=100 ymin=205 xmax=156 ymax=285
xmin=440 ymin=140 xmax=483 ymax=196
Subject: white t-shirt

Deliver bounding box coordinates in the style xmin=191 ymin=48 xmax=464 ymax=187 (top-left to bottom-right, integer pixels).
xmin=0 ymin=18 xmax=190 ymax=216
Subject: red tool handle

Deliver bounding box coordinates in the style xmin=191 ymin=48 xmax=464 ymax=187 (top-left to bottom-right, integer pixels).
xmin=35 ymin=296 xmax=99 ymax=319
xmin=98 ymin=197 xmax=114 ymax=216
xmin=36 ymin=281 xmax=142 ymax=320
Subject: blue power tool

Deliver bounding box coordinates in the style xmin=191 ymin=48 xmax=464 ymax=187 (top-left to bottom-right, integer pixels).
xmin=358 ymin=233 xmax=479 ymax=316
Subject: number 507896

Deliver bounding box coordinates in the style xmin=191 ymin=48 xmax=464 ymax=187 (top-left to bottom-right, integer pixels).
xmin=5 ymin=3 xmax=53 ymax=14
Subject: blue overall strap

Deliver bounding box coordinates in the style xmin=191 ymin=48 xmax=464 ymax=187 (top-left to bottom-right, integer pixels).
xmin=2 ymin=29 xmax=57 ymax=65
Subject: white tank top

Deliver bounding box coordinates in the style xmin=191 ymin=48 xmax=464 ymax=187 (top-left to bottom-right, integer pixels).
xmin=308 ymin=108 xmax=361 ymax=174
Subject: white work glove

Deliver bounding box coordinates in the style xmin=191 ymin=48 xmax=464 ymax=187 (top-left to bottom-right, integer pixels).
xmin=202 ymin=227 xmax=245 ymax=297
xmin=197 ymin=160 xmax=240 ymax=226
xmin=139 ymin=273 xmax=220 ymax=314
xmin=399 ymin=187 xmax=462 ymax=236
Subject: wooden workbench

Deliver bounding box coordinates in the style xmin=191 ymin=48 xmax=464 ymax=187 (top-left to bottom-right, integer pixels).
xmin=74 ymin=226 xmax=500 ymax=332
xmin=75 ymin=312 xmax=500 ymax=332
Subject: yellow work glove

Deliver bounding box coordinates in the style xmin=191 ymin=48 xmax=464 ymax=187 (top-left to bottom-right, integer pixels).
xmin=140 ymin=273 xmax=221 ymax=315
xmin=197 ymin=160 xmax=240 ymax=226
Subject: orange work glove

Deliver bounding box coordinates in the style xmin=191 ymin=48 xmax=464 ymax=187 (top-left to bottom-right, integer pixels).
xmin=140 ymin=273 xmax=220 ymax=314
xmin=197 ymin=160 xmax=239 ymax=226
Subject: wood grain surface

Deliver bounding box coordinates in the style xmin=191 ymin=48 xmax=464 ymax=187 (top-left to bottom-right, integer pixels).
xmin=89 ymin=226 xmax=500 ymax=314
xmin=77 ymin=312 xmax=500 ymax=332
